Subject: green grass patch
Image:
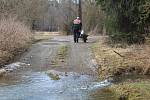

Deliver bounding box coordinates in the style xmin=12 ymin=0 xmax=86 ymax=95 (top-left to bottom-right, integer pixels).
xmin=47 ymin=72 xmax=60 ymax=80
xmin=57 ymin=46 xmax=68 ymax=61
xmin=109 ymin=81 xmax=150 ymax=100
xmin=49 ymin=45 xmax=68 ymax=68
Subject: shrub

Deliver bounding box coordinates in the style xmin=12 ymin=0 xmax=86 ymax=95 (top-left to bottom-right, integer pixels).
xmin=110 ymin=32 xmax=145 ymax=44
xmin=61 ymin=23 xmax=72 ymax=35
xmin=0 ymin=17 xmax=32 ymax=53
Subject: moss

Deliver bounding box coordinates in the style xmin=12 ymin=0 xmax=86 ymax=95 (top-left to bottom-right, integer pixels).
xmin=50 ymin=45 xmax=68 ymax=68
xmin=58 ymin=46 xmax=68 ymax=56
xmin=89 ymin=88 xmax=118 ymax=100
xmin=57 ymin=46 xmax=68 ymax=62
xmin=109 ymin=81 xmax=150 ymax=100
xmin=47 ymin=72 xmax=60 ymax=80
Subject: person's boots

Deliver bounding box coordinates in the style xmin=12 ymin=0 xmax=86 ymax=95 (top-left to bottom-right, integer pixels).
xmin=74 ymin=35 xmax=76 ymax=43
xmin=76 ymin=38 xmax=78 ymax=43
xmin=74 ymin=38 xmax=76 ymax=43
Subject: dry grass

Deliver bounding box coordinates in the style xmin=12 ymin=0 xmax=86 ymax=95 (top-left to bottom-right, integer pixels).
xmin=0 ymin=18 xmax=32 ymax=52
xmin=33 ymin=32 xmax=60 ymax=43
xmin=0 ymin=50 xmax=13 ymax=65
xmin=0 ymin=17 xmax=32 ymax=66
xmin=92 ymin=37 xmax=150 ymax=79
xmin=92 ymin=37 xmax=150 ymax=100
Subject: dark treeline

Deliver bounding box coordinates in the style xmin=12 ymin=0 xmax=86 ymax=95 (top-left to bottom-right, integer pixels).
xmin=96 ymin=0 xmax=150 ymax=44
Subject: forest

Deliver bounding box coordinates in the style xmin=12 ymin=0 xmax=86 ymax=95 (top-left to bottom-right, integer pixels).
xmin=0 ymin=0 xmax=150 ymax=100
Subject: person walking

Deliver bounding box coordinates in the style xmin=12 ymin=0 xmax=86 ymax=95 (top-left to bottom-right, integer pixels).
xmin=72 ymin=17 xmax=82 ymax=43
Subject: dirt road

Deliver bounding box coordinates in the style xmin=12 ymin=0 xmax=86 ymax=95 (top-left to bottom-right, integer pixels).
xmin=0 ymin=35 xmax=115 ymax=100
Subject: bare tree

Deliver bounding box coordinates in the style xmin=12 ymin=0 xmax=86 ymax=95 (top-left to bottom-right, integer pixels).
xmin=78 ymin=0 xmax=82 ymax=21
xmin=82 ymin=0 xmax=105 ymax=33
xmin=0 ymin=0 xmax=49 ymax=26
xmin=0 ymin=0 xmax=105 ymax=33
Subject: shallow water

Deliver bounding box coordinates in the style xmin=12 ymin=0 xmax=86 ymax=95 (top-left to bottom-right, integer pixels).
xmin=0 ymin=64 xmax=116 ymax=100
xmin=0 ymin=36 xmax=117 ymax=100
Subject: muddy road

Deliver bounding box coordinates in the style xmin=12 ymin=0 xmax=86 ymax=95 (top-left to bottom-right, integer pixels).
xmin=0 ymin=35 xmax=115 ymax=100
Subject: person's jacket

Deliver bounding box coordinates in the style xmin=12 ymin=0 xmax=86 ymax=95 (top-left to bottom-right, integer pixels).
xmin=72 ymin=19 xmax=82 ymax=31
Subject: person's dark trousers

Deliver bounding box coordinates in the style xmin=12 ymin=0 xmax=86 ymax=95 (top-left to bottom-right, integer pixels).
xmin=74 ymin=30 xmax=79 ymax=43
xmin=78 ymin=31 xmax=81 ymax=38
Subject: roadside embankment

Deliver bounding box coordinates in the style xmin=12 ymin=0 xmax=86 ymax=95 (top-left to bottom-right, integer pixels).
xmin=0 ymin=20 xmax=59 ymax=67
xmin=92 ymin=37 xmax=150 ymax=100
xmin=0 ymin=18 xmax=32 ymax=67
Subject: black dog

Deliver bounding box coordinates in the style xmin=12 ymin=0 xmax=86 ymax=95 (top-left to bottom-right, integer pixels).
xmin=80 ymin=33 xmax=88 ymax=43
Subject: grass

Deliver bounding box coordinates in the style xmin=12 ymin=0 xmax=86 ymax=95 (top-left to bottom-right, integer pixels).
xmin=47 ymin=72 xmax=60 ymax=80
xmin=109 ymin=81 xmax=150 ymax=100
xmin=0 ymin=18 xmax=32 ymax=66
xmin=0 ymin=31 xmax=53 ymax=66
xmin=32 ymin=32 xmax=53 ymax=43
xmin=57 ymin=46 xmax=68 ymax=60
xmin=50 ymin=45 xmax=68 ymax=68
xmin=92 ymin=37 xmax=150 ymax=79
xmin=92 ymin=37 xmax=150 ymax=100
xmin=0 ymin=50 xmax=13 ymax=66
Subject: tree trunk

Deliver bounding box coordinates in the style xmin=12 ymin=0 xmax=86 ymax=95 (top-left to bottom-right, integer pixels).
xmin=78 ymin=0 xmax=82 ymax=21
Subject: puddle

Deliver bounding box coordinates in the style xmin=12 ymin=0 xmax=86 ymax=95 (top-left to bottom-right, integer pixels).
xmin=51 ymin=39 xmax=70 ymax=43
xmin=4 ymin=62 xmax=30 ymax=72
xmin=42 ymin=42 xmax=59 ymax=45
xmin=0 ymin=70 xmax=114 ymax=100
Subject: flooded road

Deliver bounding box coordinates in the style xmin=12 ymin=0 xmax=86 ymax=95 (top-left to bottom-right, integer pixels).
xmin=0 ymin=35 xmax=116 ymax=100
xmin=0 ymin=71 xmax=112 ymax=100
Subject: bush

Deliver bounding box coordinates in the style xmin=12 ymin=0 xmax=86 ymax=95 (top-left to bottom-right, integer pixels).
xmin=61 ymin=23 xmax=72 ymax=35
xmin=0 ymin=17 xmax=32 ymax=52
xmin=110 ymin=32 xmax=145 ymax=44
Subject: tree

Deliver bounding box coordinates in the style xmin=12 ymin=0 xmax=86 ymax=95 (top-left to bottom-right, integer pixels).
xmin=82 ymin=0 xmax=105 ymax=33
xmin=0 ymin=0 xmax=49 ymax=26
xmin=96 ymin=0 xmax=150 ymax=44
xmin=78 ymin=0 xmax=82 ymax=21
